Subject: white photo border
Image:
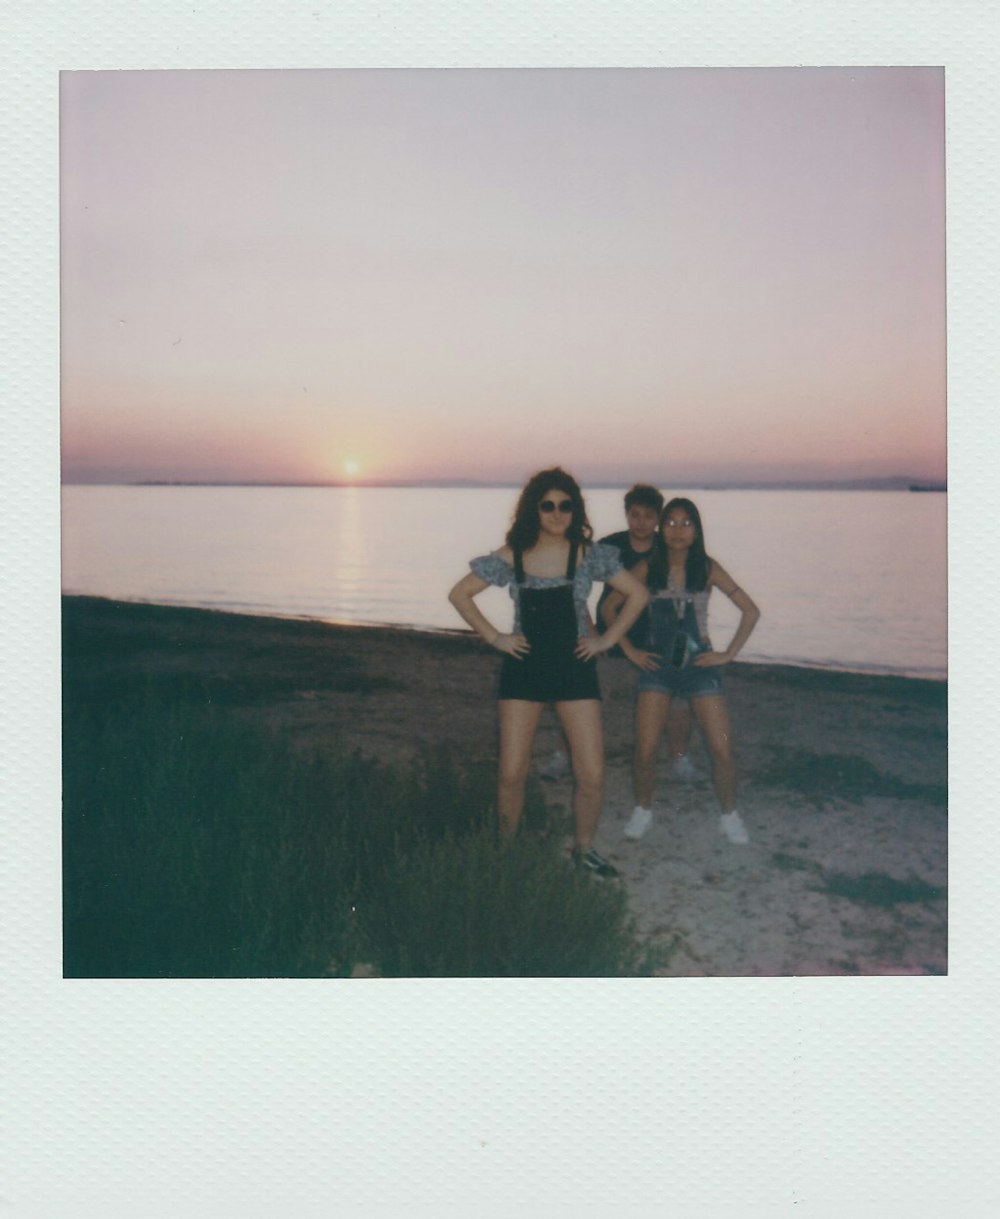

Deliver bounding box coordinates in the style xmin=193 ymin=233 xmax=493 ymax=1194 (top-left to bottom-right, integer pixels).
xmin=3 ymin=3 xmax=997 ymax=1215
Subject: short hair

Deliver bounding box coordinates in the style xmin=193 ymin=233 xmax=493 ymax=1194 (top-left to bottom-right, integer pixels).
xmin=623 ymin=484 xmax=664 ymax=514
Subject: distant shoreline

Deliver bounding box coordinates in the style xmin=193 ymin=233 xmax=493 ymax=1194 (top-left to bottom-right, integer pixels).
xmin=62 ymin=479 xmax=948 ymax=493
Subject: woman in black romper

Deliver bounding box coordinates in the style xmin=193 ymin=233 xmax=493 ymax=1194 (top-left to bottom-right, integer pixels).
xmin=449 ymin=468 xmax=649 ymax=876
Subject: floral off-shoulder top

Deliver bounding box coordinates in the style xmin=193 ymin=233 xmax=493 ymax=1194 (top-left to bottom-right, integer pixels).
xmin=469 ymin=543 xmax=622 ymax=638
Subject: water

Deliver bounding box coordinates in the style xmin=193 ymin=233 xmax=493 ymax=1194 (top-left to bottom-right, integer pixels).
xmin=61 ymin=485 xmax=947 ymax=680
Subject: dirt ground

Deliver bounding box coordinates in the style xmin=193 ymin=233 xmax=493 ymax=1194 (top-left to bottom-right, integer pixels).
xmin=64 ymin=596 xmax=948 ymax=976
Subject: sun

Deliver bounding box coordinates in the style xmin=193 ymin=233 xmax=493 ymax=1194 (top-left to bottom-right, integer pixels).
xmin=343 ymin=459 xmax=360 ymax=478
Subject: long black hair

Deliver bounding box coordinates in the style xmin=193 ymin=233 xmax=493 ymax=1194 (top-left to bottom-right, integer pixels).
xmin=505 ymin=467 xmax=593 ymax=551
xmin=647 ymin=497 xmax=712 ymax=592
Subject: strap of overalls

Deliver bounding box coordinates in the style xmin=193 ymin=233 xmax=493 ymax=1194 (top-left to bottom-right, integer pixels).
xmin=566 ymin=541 xmax=578 ymax=578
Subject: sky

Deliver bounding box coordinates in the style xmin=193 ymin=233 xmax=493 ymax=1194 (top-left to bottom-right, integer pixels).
xmin=60 ymin=67 xmax=946 ymax=487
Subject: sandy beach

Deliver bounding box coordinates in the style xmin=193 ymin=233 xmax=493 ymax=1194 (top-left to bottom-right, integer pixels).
xmin=63 ymin=595 xmax=947 ymax=976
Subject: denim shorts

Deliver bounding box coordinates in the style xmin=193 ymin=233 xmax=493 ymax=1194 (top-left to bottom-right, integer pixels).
xmin=637 ymin=652 xmax=725 ymax=700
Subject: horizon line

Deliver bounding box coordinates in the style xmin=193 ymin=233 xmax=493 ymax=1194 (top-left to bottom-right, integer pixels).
xmin=61 ymin=477 xmax=948 ymax=492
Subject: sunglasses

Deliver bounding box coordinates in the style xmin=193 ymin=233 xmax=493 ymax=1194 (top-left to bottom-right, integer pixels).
xmin=539 ymin=499 xmax=573 ymax=514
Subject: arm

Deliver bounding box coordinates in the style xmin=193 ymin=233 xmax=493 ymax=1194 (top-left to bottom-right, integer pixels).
xmin=601 ymin=557 xmax=648 ymax=627
xmin=447 ymin=568 xmax=529 ymax=658
xmin=599 ymin=561 xmax=660 ymax=671
xmin=692 ymin=560 xmax=760 ymax=668
xmin=600 ymin=588 xmax=624 ymax=631
xmin=576 ymin=567 xmax=649 ymax=660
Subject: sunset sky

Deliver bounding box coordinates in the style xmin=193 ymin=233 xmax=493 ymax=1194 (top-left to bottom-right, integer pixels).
xmin=60 ymin=67 xmax=946 ymax=487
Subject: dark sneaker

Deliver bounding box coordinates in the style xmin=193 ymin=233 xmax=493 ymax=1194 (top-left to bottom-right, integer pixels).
xmin=572 ymin=848 xmax=619 ymax=879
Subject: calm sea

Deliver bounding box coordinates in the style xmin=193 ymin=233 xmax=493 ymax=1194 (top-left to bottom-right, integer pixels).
xmin=61 ymin=485 xmax=947 ymax=680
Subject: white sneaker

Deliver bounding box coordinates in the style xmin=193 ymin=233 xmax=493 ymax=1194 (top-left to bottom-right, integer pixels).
xmin=623 ymin=805 xmax=653 ymax=840
xmin=670 ymin=756 xmax=703 ymax=782
xmin=719 ymin=810 xmax=750 ymax=845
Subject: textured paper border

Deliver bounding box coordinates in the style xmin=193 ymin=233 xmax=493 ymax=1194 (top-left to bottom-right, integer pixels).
xmin=3 ymin=3 xmax=998 ymax=1215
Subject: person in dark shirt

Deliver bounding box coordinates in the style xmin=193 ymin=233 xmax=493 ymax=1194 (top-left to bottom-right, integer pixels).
xmin=597 ymin=485 xmax=701 ymax=783
xmin=594 ymin=484 xmax=661 ymax=652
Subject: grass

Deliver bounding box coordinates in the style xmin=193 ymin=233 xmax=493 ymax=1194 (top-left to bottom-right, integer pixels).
xmin=769 ymin=852 xmax=817 ymax=874
xmin=818 ymin=871 xmax=944 ymax=907
xmin=362 ymin=828 xmax=643 ymax=977
xmin=769 ymin=852 xmax=945 ymax=910
xmin=63 ymin=695 xmax=359 ymax=977
xmin=62 ymin=678 xmax=643 ymax=978
xmin=758 ymin=747 xmax=947 ymax=808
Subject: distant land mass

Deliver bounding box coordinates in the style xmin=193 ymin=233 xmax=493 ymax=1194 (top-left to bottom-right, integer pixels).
xmin=105 ymin=476 xmax=947 ymax=492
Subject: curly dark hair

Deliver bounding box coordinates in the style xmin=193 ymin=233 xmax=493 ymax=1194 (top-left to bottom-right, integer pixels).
xmin=647 ymin=497 xmax=711 ymax=592
xmin=505 ymin=467 xmax=594 ymax=551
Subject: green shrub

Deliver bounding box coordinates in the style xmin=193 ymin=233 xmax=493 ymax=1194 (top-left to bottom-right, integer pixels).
xmin=63 ymin=695 xmax=361 ymax=977
xmin=817 ymin=870 xmax=944 ymax=907
xmin=361 ymin=828 xmax=642 ymax=977
xmin=758 ymin=747 xmax=947 ymax=808
xmin=63 ymin=690 xmax=643 ymax=978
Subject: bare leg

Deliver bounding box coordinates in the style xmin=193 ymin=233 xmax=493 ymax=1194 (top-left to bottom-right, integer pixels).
xmin=498 ymin=700 xmax=544 ymax=837
xmin=555 ymin=700 xmax=604 ymax=851
xmin=691 ymin=695 xmax=736 ymax=812
xmin=666 ymin=702 xmax=694 ymax=761
xmin=634 ymin=691 xmax=672 ymax=809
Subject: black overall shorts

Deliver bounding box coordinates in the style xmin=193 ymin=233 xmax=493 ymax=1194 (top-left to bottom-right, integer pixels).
xmin=497 ymin=542 xmax=601 ymax=703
